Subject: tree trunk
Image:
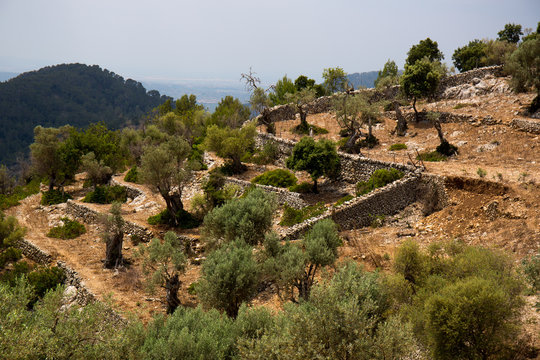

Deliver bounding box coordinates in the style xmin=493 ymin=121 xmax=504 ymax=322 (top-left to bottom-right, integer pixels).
xmin=433 ymin=118 xmax=446 ymax=144
xmin=412 ymin=97 xmax=419 ymax=122
xmin=164 ymin=193 xmax=184 ymax=227
xmin=394 ymin=101 xmax=408 ymax=136
xmin=342 ymin=127 xmax=361 ymax=154
xmin=165 ymin=274 xmax=181 ymax=314
xmin=312 ymin=178 xmax=318 ymax=194
xmin=299 ymin=108 xmax=309 ymax=132
xmin=261 ymin=109 xmax=275 ymax=134
xmin=104 ymin=231 xmax=123 ymax=269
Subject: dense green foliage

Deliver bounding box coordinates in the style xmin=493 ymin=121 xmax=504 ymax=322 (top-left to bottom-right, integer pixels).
xmin=202 ymin=188 xmax=276 ymax=249
xmin=82 ymin=185 xmax=127 ymax=204
xmin=334 ymin=194 xmax=354 ymax=206
xmin=147 ymin=208 xmax=200 ymax=229
xmin=47 ymin=218 xmax=86 ymax=239
xmin=389 ymin=143 xmax=407 ymax=151
xmin=209 ymin=96 xmax=250 ymax=129
xmin=417 ymin=150 xmax=447 ymax=162
xmin=374 ymin=60 xmax=400 ymax=88
xmin=252 ymin=169 xmax=297 ymax=188
xmin=199 ymin=240 xmax=260 ymax=318
xmin=0 ymin=178 xmax=40 ymax=210
xmin=269 ymin=75 xmax=297 ymax=106
xmin=40 ymin=189 xmax=72 ymax=205
xmin=498 ymin=23 xmax=523 ymax=43
xmin=356 ymin=168 xmax=404 ymax=196
xmin=506 ymin=36 xmax=540 ymax=113
xmin=405 ymin=38 xmax=444 ymax=66
xmin=322 ymin=67 xmax=349 ymax=93
xmin=452 ymin=39 xmax=488 ymax=72
xmin=286 ymin=137 xmax=340 ymax=193
xmin=123 ymin=166 xmax=139 ymax=183
xmin=288 ymin=181 xmax=314 ymax=193
xmin=279 ymin=202 xmax=326 ymax=226
xmin=0 ymin=63 xmax=169 ymax=167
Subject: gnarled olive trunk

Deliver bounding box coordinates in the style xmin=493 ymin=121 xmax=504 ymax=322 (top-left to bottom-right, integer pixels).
xmin=163 ymin=192 xmax=184 ymax=227
xmin=412 ymin=97 xmax=419 ymax=122
xmin=165 ymin=274 xmax=181 ymax=314
xmin=104 ymin=231 xmax=123 ymax=268
xmin=394 ymin=101 xmax=408 ymax=136
xmin=341 ymin=127 xmax=361 ymax=154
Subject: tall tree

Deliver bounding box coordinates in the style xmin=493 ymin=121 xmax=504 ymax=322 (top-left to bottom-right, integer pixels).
xmin=286 ymin=137 xmax=340 ymax=193
xmin=140 ymin=138 xmax=191 ymax=227
xmin=138 ymin=231 xmax=187 ymax=314
xmin=452 ymin=39 xmax=488 ymax=72
xmin=405 ymin=38 xmax=444 ymax=66
xmin=210 ymin=96 xmax=250 ymax=129
xmin=506 ymin=36 xmax=540 ymax=114
xmin=285 ymin=88 xmax=316 ymax=133
xmin=374 ymin=59 xmax=400 ymax=88
xmin=269 ymin=75 xmax=296 ymax=106
xmin=497 ymin=23 xmax=523 ymax=44
xmin=322 ymin=67 xmax=349 ymax=93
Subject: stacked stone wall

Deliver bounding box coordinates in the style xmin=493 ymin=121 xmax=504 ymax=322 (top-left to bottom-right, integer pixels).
xmin=511 ymin=118 xmax=540 ymax=134
xmin=282 ymin=171 xmax=422 ymax=240
xmin=110 ymin=178 xmax=144 ymax=199
xmin=437 ymin=66 xmax=504 ymax=96
xmin=14 ymin=238 xmax=53 ymax=265
xmin=224 ymin=177 xmax=307 ymax=209
xmin=256 ymin=132 xmax=416 ymax=183
xmin=66 ymin=200 xmax=154 ymax=242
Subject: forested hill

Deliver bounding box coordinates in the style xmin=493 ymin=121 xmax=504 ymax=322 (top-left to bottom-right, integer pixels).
xmin=0 ymin=63 xmax=170 ymax=167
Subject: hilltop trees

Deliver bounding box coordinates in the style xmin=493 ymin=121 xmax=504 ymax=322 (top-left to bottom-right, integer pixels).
xmin=269 ymin=75 xmax=297 ymax=106
xmin=405 ymin=38 xmax=444 ymax=66
xmin=506 ymin=36 xmax=540 ymax=114
xmin=401 ymin=58 xmax=443 ymax=121
xmin=138 ymin=231 xmax=187 ymax=314
xmin=210 ymin=96 xmax=250 ymax=129
xmin=452 ymin=40 xmax=488 ymax=72
xmin=242 ymin=68 xmax=274 ymax=133
xmin=498 ymin=23 xmax=523 ymax=44
xmin=286 ymin=137 xmax=340 ymax=193
xmin=322 ymin=67 xmax=349 ymax=93
xmin=374 ymin=59 xmax=400 ymax=88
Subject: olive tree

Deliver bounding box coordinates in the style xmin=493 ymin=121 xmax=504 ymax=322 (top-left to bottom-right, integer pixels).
xmin=286 ymin=137 xmax=340 ymax=193
xmin=242 ymin=68 xmax=274 ymax=133
xmin=285 ymin=87 xmax=316 ymax=134
xmin=322 ymin=67 xmax=349 ymax=93
xmin=140 ymin=138 xmax=191 ymax=227
xmin=137 ymin=231 xmax=187 ymax=314
xmin=102 ymin=203 xmax=124 ymax=269
xmin=506 ymin=37 xmax=540 ymax=114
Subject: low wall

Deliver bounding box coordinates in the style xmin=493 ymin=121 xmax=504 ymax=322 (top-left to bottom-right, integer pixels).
xmin=511 ymin=118 xmax=540 ymax=134
xmin=437 ymin=65 xmax=505 ymax=97
xmin=14 ymin=238 xmax=53 ymax=264
xmin=282 ymin=171 xmax=423 ymax=239
xmin=224 ymin=177 xmax=307 ymax=209
xmin=256 ymin=132 xmax=416 ymax=183
xmin=66 ymin=200 xmax=154 ymax=242
xmin=110 ymin=178 xmax=144 ymax=199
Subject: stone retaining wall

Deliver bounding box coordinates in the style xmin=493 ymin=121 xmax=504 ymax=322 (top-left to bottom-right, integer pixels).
xmin=110 ymin=178 xmax=144 ymax=199
xmin=256 ymin=132 xmax=416 ymax=183
xmin=66 ymin=200 xmax=154 ymax=242
xmin=511 ymin=118 xmax=540 ymax=134
xmin=224 ymin=177 xmax=307 ymax=209
xmin=437 ymin=66 xmax=505 ymax=97
xmin=282 ymin=171 xmax=423 ymax=240
xmin=14 ymin=238 xmax=53 ymax=264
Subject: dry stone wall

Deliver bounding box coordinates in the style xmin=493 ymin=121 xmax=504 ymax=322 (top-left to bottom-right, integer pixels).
xmin=110 ymin=178 xmax=144 ymax=199
xmin=14 ymin=238 xmax=53 ymax=265
xmin=282 ymin=171 xmax=423 ymax=240
xmin=66 ymin=200 xmax=154 ymax=242
xmin=511 ymin=118 xmax=540 ymax=134
xmin=256 ymin=132 xmax=416 ymax=183
xmin=436 ymin=66 xmax=504 ymax=97
xmin=224 ymin=177 xmax=307 ymax=209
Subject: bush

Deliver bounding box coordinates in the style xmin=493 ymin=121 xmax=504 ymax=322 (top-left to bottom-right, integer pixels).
xmin=123 ymin=166 xmax=139 ymax=183
xmin=148 ymin=208 xmax=200 ymax=229
xmin=292 ymin=123 xmax=329 ymax=135
xmin=47 ymin=218 xmax=86 ymax=239
xmin=251 ymin=141 xmax=280 ymax=165
xmin=521 ymin=254 xmax=540 ymax=293
xmin=356 ymin=168 xmax=404 ymax=196
xmin=477 ymin=168 xmax=487 ymax=178
xmin=358 ymin=134 xmax=379 ymax=148
xmin=389 ymin=143 xmax=407 ymax=151
xmin=289 ymin=181 xmax=314 ymax=193
xmin=252 ymin=169 xmax=297 ymax=188
xmin=417 ymin=151 xmax=447 ymax=162
xmin=82 ymin=185 xmax=127 ymax=204
xmin=27 ymin=266 xmax=65 ymax=304
xmin=41 ymin=189 xmax=72 ymax=205
xmin=0 ymin=247 xmax=22 ymax=268
xmin=279 ymin=202 xmax=326 ymax=226
xmin=0 ymin=178 xmax=41 ymax=210
xmin=335 ymin=194 xmax=354 ymax=206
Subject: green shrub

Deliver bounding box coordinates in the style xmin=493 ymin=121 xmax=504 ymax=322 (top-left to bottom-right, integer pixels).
xmin=477 ymin=168 xmax=487 ymax=178
xmin=289 ymin=181 xmax=314 ymax=193
xmin=335 ymin=194 xmax=354 ymax=206
xmin=252 ymin=169 xmax=297 ymax=188
xmin=0 ymin=178 xmax=41 ymax=210
xmin=417 ymin=151 xmax=447 ymax=162
xmin=356 ymin=168 xmax=404 ymax=196
xmin=252 ymin=141 xmax=280 ymax=165
xmin=148 ymin=208 xmax=200 ymax=229
xmin=453 ymin=102 xmax=475 ymax=109
xmin=47 ymin=218 xmax=86 ymax=239
xmin=83 ymin=185 xmax=127 ymax=204
xmin=41 ymin=189 xmax=72 ymax=205
xmin=279 ymin=202 xmax=326 ymax=226
xmin=124 ymin=166 xmax=139 ymax=183
xmin=358 ymin=134 xmax=379 ymax=148
xmin=521 ymin=254 xmax=540 ymax=293
xmin=0 ymin=247 xmax=22 ymax=268
xmin=27 ymin=266 xmax=65 ymax=305
xmin=389 ymin=143 xmax=407 ymax=151
xmin=293 ymin=123 xmax=329 ymax=135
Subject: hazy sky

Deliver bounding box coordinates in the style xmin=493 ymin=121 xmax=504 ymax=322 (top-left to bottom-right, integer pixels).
xmin=0 ymin=0 xmax=538 ymax=84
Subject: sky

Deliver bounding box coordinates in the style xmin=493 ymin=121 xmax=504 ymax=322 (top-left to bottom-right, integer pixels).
xmin=0 ymin=0 xmax=538 ymax=85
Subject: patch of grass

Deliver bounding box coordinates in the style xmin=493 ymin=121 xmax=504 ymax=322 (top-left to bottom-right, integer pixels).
xmin=279 ymin=202 xmax=326 ymax=227
xmin=288 ymin=181 xmax=314 ymax=194
xmin=47 ymin=217 xmax=86 ymax=239
xmin=148 ymin=208 xmax=201 ymax=229
xmin=41 ymin=189 xmax=72 ymax=205
xmin=124 ymin=167 xmax=139 ymax=183
xmin=417 ymin=151 xmax=447 ymax=162
xmin=370 ymin=215 xmax=386 ymax=228
xmin=477 ymin=168 xmax=487 ymax=178
xmin=453 ymin=103 xmax=475 ymax=110
xmin=389 ymin=143 xmax=407 ymax=151
xmin=335 ymin=194 xmax=354 ymax=207
xmin=356 ymin=168 xmax=404 ymax=196
xmin=252 ymin=169 xmax=297 ymax=188
xmin=0 ymin=178 xmax=41 ymax=210
xmin=83 ymin=185 xmax=127 ymax=204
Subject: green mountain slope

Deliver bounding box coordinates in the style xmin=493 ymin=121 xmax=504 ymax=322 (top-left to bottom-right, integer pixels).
xmin=0 ymin=63 xmax=170 ymax=166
